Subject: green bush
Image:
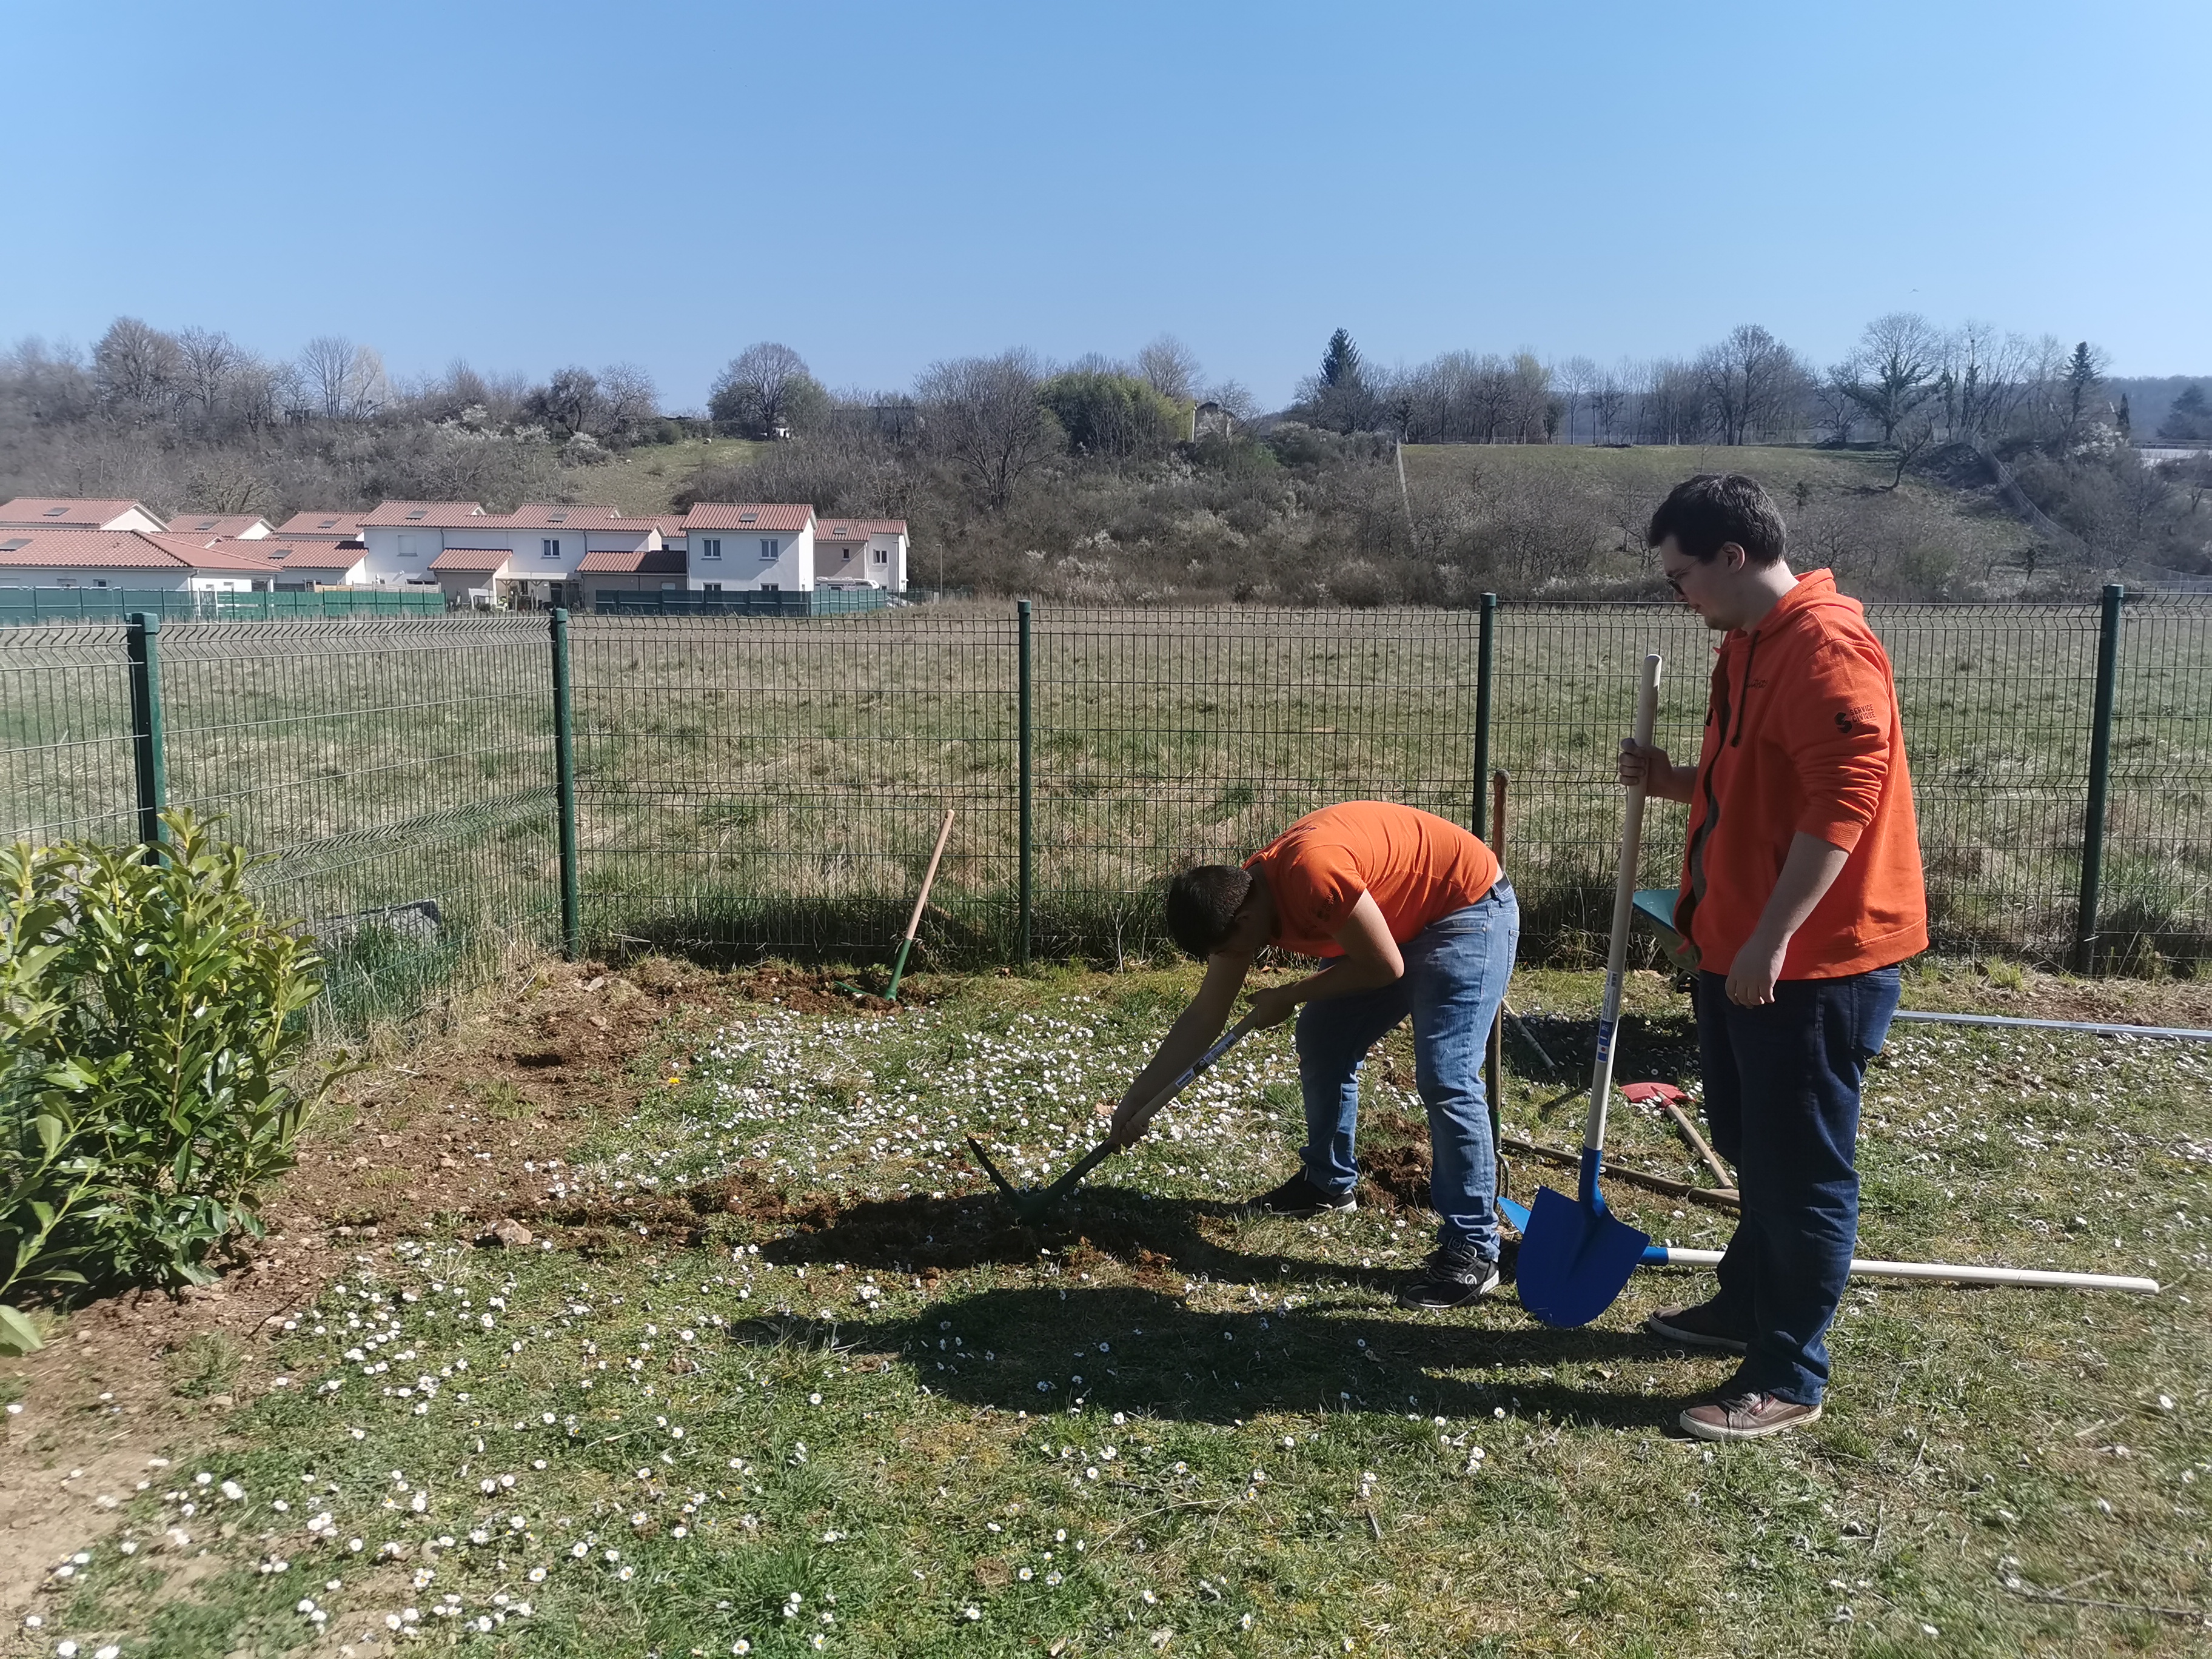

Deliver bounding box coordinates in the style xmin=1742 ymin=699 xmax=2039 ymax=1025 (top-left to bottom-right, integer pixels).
xmin=0 ymin=813 xmax=338 ymax=1353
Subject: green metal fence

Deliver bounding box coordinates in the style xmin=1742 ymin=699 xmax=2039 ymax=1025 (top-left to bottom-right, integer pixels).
xmin=1 ymin=595 xmax=2206 ymax=1031
xmin=0 ymin=587 xmax=448 ymax=626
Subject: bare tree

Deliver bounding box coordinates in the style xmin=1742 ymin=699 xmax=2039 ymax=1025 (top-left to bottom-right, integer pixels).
xmin=1589 ymin=362 xmax=1627 ymax=443
xmin=1697 ymin=324 xmax=1800 ymax=445
xmin=93 ymin=317 xmax=182 ymax=417
xmin=914 ymin=349 xmax=1064 ymax=508
xmin=1198 ymin=378 xmax=1258 ymax=423
xmin=1841 ymin=312 xmax=1940 ymax=443
xmin=595 ymin=362 xmax=659 ymax=444
xmin=531 ymin=366 xmax=601 ymax=438
xmin=173 ymin=327 xmax=241 ymax=421
xmin=710 ymin=341 xmax=814 ymax=435
xmin=300 ymin=335 xmax=357 ymax=419
xmin=1813 ymin=366 xmax=1858 ymax=446
xmin=1136 ymin=335 xmax=1202 ymax=403
xmin=1556 ymin=356 xmax=1597 ymax=444
xmin=343 ymin=344 xmax=389 ymax=418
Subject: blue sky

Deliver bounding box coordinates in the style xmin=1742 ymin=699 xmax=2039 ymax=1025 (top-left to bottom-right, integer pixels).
xmin=3 ymin=1 xmax=2204 ymax=407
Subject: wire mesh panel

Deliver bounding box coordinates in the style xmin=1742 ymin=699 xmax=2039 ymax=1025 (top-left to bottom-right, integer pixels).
xmin=1030 ymin=606 xmax=1485 ymax=963
xmin=1486 ymin=603 xmax=1712 ymax=962
xmin=1868 ymin=603 xmax=2103 ymax=964
xmin=155 ymin=617 xmax=559 ymax=1028
xmin=0 ymin=623 xmax=136 ymax=848
xmin=569 ymin=606 xmax=1020 ymax=964
xmin=2105 ymin=595 xmax=2212 ymax=969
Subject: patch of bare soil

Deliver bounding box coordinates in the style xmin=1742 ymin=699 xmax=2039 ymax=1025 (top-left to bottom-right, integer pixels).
xmin=1917 ymin=968 xmax=2212 ymax=1032
xmin=0 ymin=954 xmax=776 ymax=1623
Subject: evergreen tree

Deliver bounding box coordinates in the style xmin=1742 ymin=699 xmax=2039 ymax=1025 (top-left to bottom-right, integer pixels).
xmin=1320 ymin=329 xmax=1364 ymax=389
xmin=2062 ymin=340 xmax=2105 ymax=438
xmin=2158 ymin=384 xmax=2212 ymax=441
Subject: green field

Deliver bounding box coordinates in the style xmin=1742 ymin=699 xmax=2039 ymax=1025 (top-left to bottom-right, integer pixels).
xmin=18 ymin=959 xmax=2210 ymax=1656
xmin=580 ymin=438 xmax=766 ymax=517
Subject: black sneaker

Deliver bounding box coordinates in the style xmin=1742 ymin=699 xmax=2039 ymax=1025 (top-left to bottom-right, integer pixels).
xmin=1244 ymin=1172 xmax=1356 ymax=1218
xmin=1396 ymin=1245 xmax=1502 ymax=1309
xmin=1644 ymin=1299 xmax=1750 ymax=1355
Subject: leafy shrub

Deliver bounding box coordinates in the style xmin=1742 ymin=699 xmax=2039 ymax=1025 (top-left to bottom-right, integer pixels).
xmin=0 ymin=813 xmax=337 ymax=1353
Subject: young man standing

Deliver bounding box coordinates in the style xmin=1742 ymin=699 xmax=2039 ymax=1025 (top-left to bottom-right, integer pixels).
xmin=1620 ymin=473 xmax=1926 ymax=1442
xmin=1105 ymin=802 xmax=1518 ymax=1309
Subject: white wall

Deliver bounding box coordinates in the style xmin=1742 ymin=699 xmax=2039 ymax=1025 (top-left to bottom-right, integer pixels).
xmin=690 ymin=525 xmax=813 ymax=591
xmin=868 ymin=531 xmax=907 ymax=592
xmin=0 ymin=568 xmax=193 ymax=590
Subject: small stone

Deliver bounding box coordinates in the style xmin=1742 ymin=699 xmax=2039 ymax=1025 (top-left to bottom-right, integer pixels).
xmin=480 ymin=1219 xmax=533 ymax=1249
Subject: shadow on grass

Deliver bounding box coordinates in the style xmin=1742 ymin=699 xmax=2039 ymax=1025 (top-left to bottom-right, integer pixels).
xmin=745 ymin=1188 xmax=1706 ymax=1429
xmin=778 ymin=1282 xmax=1696 ymax=1429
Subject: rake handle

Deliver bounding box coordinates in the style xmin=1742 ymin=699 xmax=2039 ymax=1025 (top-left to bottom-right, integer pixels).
xmin=1583 ymin=653 xmax=1663 ymax=1175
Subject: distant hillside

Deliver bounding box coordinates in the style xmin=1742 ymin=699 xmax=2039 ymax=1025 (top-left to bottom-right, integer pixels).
xmin=1397 ymin=443 xmax=2043 ymax=597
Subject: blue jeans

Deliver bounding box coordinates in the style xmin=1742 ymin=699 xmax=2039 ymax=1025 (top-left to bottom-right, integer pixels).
xmin=1295 ymin=880 xmax=1518 ymax=1259
xmin=1695 ymin=965 xmax=1902 ymax=1406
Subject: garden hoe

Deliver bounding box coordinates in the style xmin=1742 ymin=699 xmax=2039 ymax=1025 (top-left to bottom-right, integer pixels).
xmin=1517 ymin=652 xmax=1661 ymax=1328
xmin=968 ymin=1013 xmax=1261 ymax=1224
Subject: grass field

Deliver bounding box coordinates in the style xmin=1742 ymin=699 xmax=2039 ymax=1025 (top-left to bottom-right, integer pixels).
xmin=13 ymin=957 xmax=2210 ymax=1656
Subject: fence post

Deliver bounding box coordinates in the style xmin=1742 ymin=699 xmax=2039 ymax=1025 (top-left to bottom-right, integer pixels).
xmin=126 ymin=612 xmax=167 ymax=848
xmin=1017 ymin=598 xmax=1034 ymax=970
xmin=2073 ymin=582 xmax=2125 ymax=974
xmin=1472 ymin=592 xmax=1497 ymax=838
xmin=550 ymin=608 xmax=581 ymax=960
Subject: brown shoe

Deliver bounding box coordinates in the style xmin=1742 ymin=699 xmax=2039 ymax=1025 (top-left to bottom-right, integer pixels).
xmin=1680 ymin=1392 xmax=1822 ymax=1443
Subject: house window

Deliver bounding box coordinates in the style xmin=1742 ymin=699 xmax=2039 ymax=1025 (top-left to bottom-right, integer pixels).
xmin=700 ymin=538 xmax=722 ymax=560
xmin=759 ymin=538 xmax=780 ymax=561
xmin=397 ymin=534 xmax=419 ymax=560
xmin=702 ymin=582 xmax=723 ymax=594
xmin=542 ymin=538 xmax=561 ymax=560
xmin=873 ymin=548 xmax=888 ymax=565
xmin=760 ymin=583 xmax=778 ymax=592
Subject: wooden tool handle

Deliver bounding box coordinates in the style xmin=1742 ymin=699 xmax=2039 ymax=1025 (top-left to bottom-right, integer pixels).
xmin=903 ymin=808 xmax=956 ymax=944
xmin=1583 ymin=654 xmax=1661 ymax=1157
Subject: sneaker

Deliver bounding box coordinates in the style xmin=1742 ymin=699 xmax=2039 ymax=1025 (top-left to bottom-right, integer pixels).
xmin=1679 ymin=1391 xmax=1822 ymax=1443
xmin=1644 ymin=1300 xmax=1751 ymax=1355
xmin=1244 ymin=1172 xmax=1356 ymax=1218
xmin=1396 ymin=1245 xmax=1502 ymax=1309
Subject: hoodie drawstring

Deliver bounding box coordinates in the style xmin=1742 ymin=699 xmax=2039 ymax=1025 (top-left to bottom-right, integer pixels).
xmin=1729 ymin=630 xmax=1759 ymax=747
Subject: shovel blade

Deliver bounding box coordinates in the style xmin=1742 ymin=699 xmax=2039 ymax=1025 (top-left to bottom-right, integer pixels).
xmin=1516 ymin=1182 xmax=1650 ymax=1328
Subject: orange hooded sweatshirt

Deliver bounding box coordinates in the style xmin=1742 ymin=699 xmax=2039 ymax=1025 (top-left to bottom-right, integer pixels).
xmin=1672 ymin=569 xmax=1928 ymax=979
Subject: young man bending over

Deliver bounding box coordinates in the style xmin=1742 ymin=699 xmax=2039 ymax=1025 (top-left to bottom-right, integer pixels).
xmin=1106 ymin=801 xmax=1518 ymax=1309
xmin=1620 ymin=473 xmax=1926 ymax=1441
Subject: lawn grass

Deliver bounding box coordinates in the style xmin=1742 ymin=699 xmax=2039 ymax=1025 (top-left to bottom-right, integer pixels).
xmin=28 ymin=962 xmax=2211 ymax=1656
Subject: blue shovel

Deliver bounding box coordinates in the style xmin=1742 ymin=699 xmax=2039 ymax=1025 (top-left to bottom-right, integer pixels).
xmin=1517 ymin=652 xmax=1663 ymax=1328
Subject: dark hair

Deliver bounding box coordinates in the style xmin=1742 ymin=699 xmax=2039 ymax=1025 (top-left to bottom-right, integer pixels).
xmin=1165 ymin=865 xmax=1253 ymax=959
xmin=1647 ymin=473 xmax=1787 ymax=566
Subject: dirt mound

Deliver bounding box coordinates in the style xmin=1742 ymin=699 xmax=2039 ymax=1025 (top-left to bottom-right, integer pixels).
xmin=725 ymin=963 xmax=943 ymax=1016
xmin=1362 ymin=1143 xmax=1433 ymax=1213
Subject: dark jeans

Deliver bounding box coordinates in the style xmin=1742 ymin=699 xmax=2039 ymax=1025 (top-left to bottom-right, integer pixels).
xmin=1296 ymin=880 xmax=1518 ymax=1259
xmin=1695 ymin=965 xmax=1902 ymax=1406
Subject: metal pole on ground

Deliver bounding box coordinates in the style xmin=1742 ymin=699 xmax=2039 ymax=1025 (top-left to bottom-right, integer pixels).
xmin=2073 ymin=582 xmax=2124 ymax=973
xmin=550 ymin=608 xmax=581 ymax=960
xmin=1472 ymin=593 xmax=1497 ymax=839
xmin=125 ymin=612 xmax=167 ymax=848
xmin=1017 ymin=598 xmax=1033 ymax=971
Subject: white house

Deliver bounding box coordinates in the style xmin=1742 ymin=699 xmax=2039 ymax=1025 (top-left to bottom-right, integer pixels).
xmin=679 ymin=503 xmax=815 ymax=594
xmin=354 ymin=501 xmax=666 ymax=608
xmin=0 ymin=497 xmax=169 ymax=534
xmin=0 ymin=528 xmax=351 ymax=591
xmin=812 ymin=517 xmax=908 ymax=591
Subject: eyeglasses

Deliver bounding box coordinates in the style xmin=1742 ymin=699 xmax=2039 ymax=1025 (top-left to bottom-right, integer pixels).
xmin=1662 ymin=565 xmax=1695 ymax=595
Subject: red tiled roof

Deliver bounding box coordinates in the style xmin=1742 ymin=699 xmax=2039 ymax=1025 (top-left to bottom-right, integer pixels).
xmin=165 ymin=514 xmax=270 ymax=539
xmin=139 ymin=535 xmax=289 ymax=572
xmin=682 ymin=502 xmax=814 ymax=533
xmin=359 ymin=501 xmax=488 ymax=528
xmin=0 ymin=497 xmax=164 ymax=530
xmin=250 ymin=542 xmax=360 ymax=570
xmin=816 ymin=518 xmax=909 ymax=540
xmin=273 ymin=511 xmax=368 ymax=538
xmin=0 ymin=529 xmax=185 ymax=569
xmin=429 ymin=546 xmax=512 ymax=573
xmin=577 ymin=546 xmax=688 ymax=574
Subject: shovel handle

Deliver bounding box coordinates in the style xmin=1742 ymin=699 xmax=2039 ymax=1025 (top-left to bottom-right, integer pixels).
xmin=1584 ymin=654 xmax=1663 ymax=1167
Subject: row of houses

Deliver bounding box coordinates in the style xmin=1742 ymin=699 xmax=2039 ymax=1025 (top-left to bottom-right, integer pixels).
xmin=0 ymin=498 xmax=910 ymax=609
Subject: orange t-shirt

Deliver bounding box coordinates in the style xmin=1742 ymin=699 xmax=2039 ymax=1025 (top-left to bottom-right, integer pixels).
xmin=1244 ymin=802 xmax=1500 ymax=958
